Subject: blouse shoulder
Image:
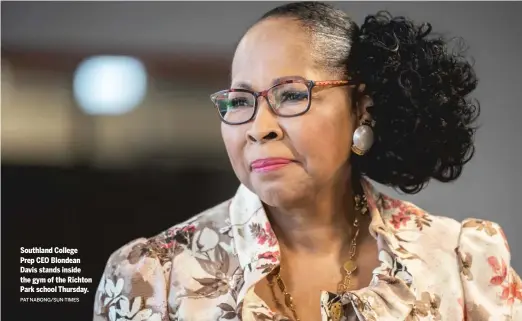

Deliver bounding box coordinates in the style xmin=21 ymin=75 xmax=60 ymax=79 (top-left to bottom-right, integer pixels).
xmin=92 ymin=199 xmax=233 ymax=321
xmin=457 ymin=218 xmax=521 ymax=320
xmin=92 ymin=236 xmax=169 ymax=321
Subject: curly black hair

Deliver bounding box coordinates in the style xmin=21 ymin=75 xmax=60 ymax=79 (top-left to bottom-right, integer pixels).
xmin=260 ymin=2 xmax=480 ymax=194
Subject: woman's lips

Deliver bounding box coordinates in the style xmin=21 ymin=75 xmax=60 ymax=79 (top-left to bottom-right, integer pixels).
xmin=250 ymin=158 xmax=294 ymax=173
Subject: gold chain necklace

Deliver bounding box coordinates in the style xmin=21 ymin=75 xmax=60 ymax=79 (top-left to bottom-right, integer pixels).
xmin=266 ymin=194 xmax=368 ymax=321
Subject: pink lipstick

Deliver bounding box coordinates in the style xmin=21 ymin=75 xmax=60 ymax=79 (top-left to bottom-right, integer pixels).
xmin=250 ymin=158 xmax=293 ymax=173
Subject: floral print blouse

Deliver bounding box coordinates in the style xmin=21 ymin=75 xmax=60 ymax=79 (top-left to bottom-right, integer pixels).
xmin=93 ymin=179 xmax=521 ymax=321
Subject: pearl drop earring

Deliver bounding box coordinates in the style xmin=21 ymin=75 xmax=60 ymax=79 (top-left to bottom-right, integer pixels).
xmin=351 ymin=119 xmax=374 ymax=156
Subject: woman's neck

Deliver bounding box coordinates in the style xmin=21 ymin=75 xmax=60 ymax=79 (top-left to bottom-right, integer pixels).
xmin=265 ymin=173 xmax=360 ymax=256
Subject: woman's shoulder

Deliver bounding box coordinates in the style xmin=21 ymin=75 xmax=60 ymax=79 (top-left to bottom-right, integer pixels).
xmin=93 ymin=199 xmax=234 ymax=320
xmin=102 ymin=198 xmax=233 ymax=270
xmin=382 ymin=197 xmax=521 ymax=316
xmin=380 ymin=194 xmax=513 ymax=257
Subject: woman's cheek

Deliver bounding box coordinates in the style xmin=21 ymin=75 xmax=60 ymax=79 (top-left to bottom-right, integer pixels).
xmin=222 ymin=128 xmax=252 ymax=184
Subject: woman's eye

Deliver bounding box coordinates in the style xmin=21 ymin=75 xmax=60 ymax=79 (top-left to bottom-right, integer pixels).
xmin=280 ymin=91 xmax=308 ymax=102
xmin=229 ymin=98 xmax=250 ymax=108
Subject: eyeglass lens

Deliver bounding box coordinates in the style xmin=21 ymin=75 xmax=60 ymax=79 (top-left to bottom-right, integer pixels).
xmin=214 ymin=82 xmax=310 ymax=124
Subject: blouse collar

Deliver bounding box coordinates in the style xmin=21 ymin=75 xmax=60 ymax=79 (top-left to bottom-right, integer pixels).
xmin=228 ymin=178 xmax=418 ymax=320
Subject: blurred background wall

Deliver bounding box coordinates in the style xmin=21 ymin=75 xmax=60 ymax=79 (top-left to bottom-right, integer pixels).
xmin=2 ymin=2 xmax=522 ymax=320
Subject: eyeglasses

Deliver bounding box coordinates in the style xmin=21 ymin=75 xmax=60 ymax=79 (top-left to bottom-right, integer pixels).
xmin=210 ymin=79 xmax=356 ymax=125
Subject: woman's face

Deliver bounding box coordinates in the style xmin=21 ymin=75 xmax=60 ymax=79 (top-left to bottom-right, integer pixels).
xmin=222 ymin=18 xmax=360 ymax=208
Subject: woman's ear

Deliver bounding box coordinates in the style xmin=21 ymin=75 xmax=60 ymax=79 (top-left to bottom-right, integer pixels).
xmin=355 ymin=84 xmax=374 ymax=123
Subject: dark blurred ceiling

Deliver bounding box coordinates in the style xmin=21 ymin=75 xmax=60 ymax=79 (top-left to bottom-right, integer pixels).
xmin=4 ymin=1 xmax=513 ymax=54
xmin=1 ymin=1 xmax=289 ymax=54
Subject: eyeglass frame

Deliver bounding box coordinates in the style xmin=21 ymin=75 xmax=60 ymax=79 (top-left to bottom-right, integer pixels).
xmin=209 ymin=78 xmax=358 ymax=125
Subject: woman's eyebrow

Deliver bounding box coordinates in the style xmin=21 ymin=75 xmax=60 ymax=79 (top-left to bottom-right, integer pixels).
xmin=271 ymin=75 xmax=306 ymax=85
xmin=231 ymin=76 xmax=306 ymax=90
xmin=231 ymin=81 xmax=253 ymax=90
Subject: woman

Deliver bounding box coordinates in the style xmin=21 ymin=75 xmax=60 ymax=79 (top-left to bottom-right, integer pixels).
xmin=93 ymin=2 xmax=520 ymax=321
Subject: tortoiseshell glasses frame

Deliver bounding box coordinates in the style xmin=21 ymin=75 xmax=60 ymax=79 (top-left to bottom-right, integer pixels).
xmin=210 ymin=79 xmax=357 ymax=125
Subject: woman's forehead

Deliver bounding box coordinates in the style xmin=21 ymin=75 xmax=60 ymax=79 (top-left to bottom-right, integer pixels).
xmin=231 ymin=20 xmax=315 ymax=89
xmin=233 ymin=19 xmax=310 ymax=63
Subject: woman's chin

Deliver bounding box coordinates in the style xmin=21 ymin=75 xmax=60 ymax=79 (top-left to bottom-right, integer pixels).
xmin=253 ymin=180 xmax=313 ymax=209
